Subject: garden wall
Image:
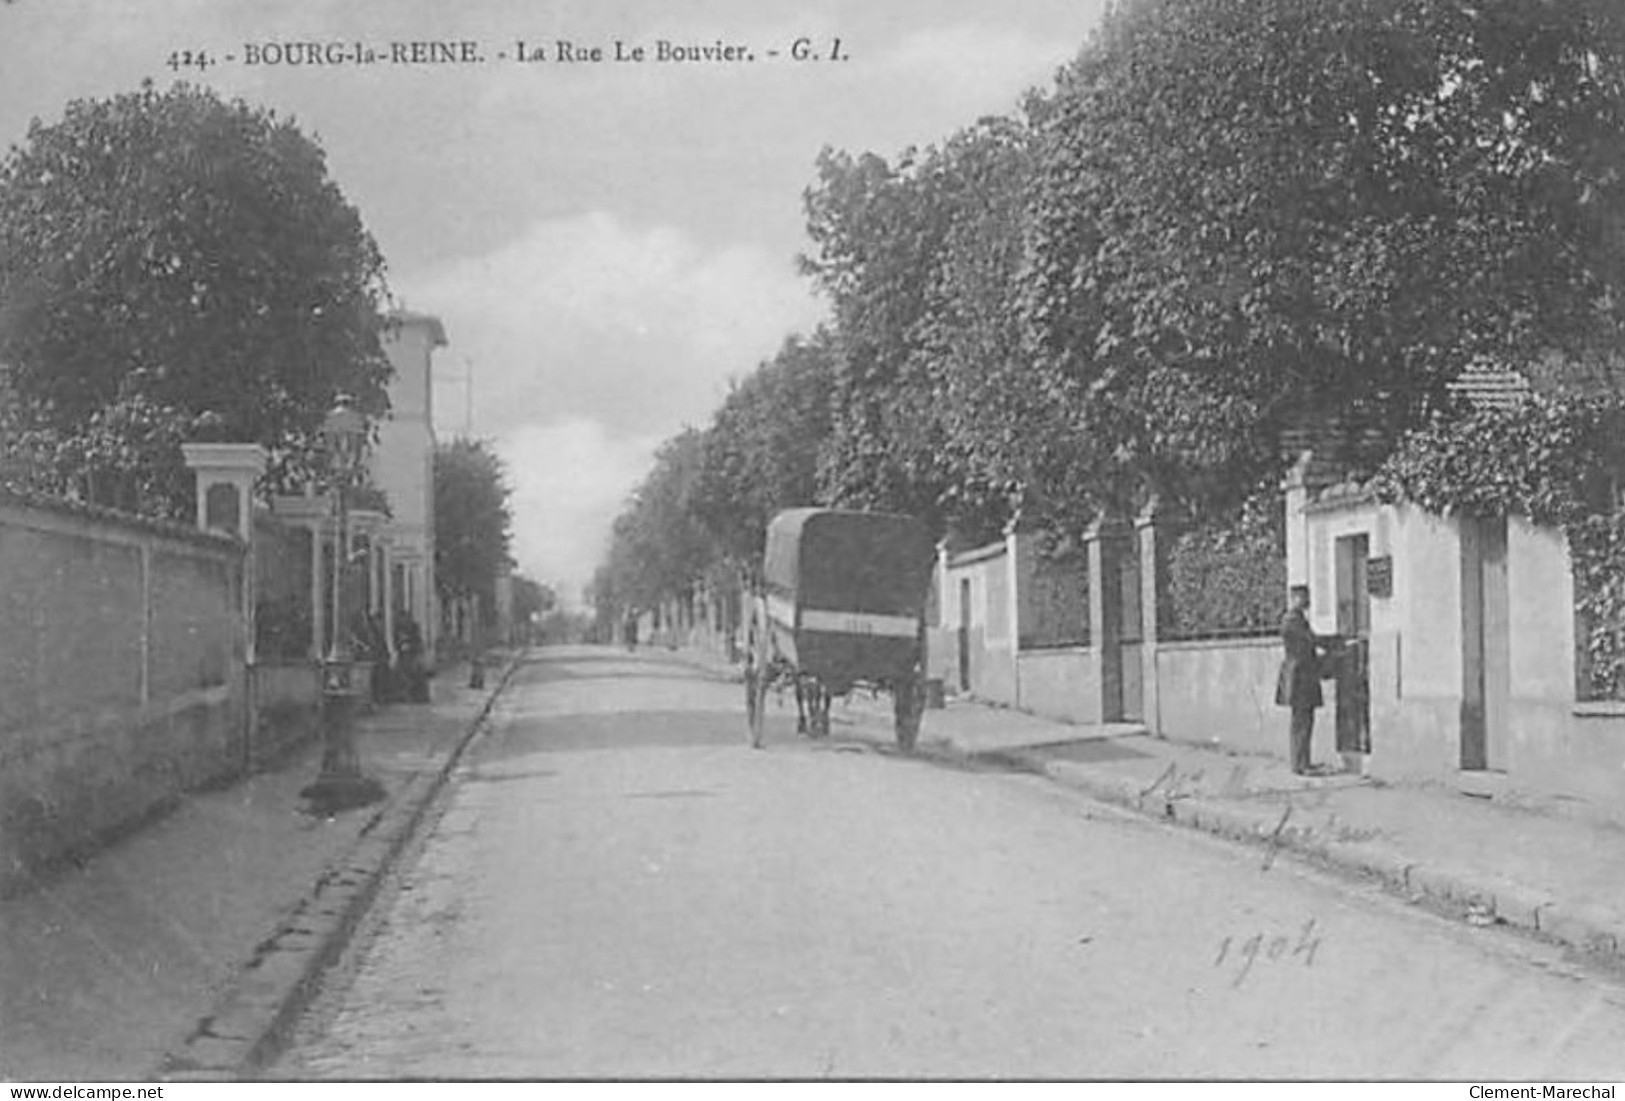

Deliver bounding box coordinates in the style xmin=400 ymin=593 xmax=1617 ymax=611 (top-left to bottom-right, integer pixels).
xmin=0 ymin=492 xmax=245 ymax=889
xmin=1156 ymin=638 xmax=1283 ymax=756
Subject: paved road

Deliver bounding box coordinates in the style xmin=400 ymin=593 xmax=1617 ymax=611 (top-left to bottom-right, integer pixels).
xmin=277 ymin=646 xmax=1625 ymax=1080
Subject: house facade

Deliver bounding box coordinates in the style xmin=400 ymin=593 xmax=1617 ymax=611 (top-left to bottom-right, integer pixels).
xmin=371 ymin=309 xmax=446 ymax=666
xmin=1295 ymin=484 xmax=1625 ymax=813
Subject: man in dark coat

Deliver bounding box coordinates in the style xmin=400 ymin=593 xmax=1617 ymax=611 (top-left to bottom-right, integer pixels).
xmin=1276 ymin=584 xmax=1332 ymax=775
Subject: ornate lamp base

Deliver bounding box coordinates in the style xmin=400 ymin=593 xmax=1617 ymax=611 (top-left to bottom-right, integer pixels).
xmin=300 ymin=771 xmax=386 ymax=814
xmin=301 ymin=659 xmax=386 ymax=815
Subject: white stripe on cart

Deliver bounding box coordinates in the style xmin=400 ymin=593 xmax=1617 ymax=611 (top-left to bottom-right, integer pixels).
xmin=798 ymin=608 xmax=918 ymax=638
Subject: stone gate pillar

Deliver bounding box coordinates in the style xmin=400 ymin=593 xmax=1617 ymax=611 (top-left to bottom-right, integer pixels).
xmin=1284 ymin=452 xmax=1313 ymax=589
xmin=1136 ymin=496 xmax=1171 ymax=736
xmin=182 ymin=443 xmax=266 ymax=662
xmin=1086 ymin=511 xmax=1133 ymax=723
xmin=270 ymin=494 xmax=333 ymax=662
xmin=1004 ymin=516 xmax=1024 ymax=708
xmin=181 ymin=443 xmax=266 ymax=540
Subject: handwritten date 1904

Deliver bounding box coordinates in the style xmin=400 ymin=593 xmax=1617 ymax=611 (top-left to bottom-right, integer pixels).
xmin=1214 ymin=918 xmax=1322 ymax=987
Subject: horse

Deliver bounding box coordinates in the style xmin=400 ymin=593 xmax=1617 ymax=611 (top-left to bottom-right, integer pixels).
xmin=795 ymin=674 xmax=831 ymax=738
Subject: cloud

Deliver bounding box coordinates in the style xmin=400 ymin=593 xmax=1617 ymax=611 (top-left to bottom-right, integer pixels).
xmin=400 ymin=211 xmax=825 ymax=598
xmin=404 ymin=211 xmax=825 ymax=443
xmin=496 ymin=416 xmax=660 ymax=603
xmin=0 ymin=0 xmax=1102 ymax=609
xmin=876 ymin=24 xmax=1079 ymax=123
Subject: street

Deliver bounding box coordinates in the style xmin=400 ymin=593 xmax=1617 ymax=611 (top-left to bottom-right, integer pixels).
xmin=277 ymin=647 xmax=1625 ymax=1080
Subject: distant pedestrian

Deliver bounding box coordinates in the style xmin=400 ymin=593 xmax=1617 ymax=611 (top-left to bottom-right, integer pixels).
xmin=1275 ymin=585 xmax=1335 ymax=775
xmin=624 ymin=609 xmax=638 ymax=651
xmin=395 ymin=612 xmax=430 ymax=703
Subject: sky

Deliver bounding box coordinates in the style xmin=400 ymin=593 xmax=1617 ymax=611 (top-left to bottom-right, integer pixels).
xmin=0 ymin=0 xmax=1107 ymax=605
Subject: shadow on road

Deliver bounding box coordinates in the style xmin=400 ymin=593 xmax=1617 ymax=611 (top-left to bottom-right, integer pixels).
xmin=474 ymin=709 xmax=748 ymax=759
xmin=522 ymin=649 xmax=730 ymax=686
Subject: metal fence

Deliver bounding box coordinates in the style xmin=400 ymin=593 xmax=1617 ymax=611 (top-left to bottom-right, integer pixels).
xmin=1163 ymin=506 xmax=1285 ymax=642
xmin=1019 ymin=547 xmax=1090 ymax=649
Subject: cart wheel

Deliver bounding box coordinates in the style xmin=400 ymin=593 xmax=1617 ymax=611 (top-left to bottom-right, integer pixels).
xmin=893 ymin=673 xmax=923 ymax=751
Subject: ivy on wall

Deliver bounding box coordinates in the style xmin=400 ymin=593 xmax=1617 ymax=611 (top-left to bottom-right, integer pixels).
xmin=1371 ymin=395 xmax=1625 ymax=527
xmin=1566 ymin=513 xmax=1625 ymax=700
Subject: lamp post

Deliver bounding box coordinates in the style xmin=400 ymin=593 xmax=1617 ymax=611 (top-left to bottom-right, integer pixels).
xmin=301 ymin=397 xmax=385 ymax=814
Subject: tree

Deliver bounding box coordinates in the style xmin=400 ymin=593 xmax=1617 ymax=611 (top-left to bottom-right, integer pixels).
xmin=1024 ymin=0 xmax=1625 ymax=518
xmin=798 ymin=118 xmax=1053 ymax=542
xmin=0 ymin=81 xmax=393 ymax=516
xmin=590 ymin=0 xmax=1625 ymax=632
xmin=434 ymin=438 xmax=514 ymax=621
xmin=511 ymin=574 xmax=556 ymax=624
xmin=587 ymin=565 xmax=620 ymax=642
xmin=904 ymin=112 xmax=1091 ymax=537
xmin=508 ymin=574 xmax=556 ymax=643
xmin=600 ymin=428 xmax=715 ymax=612
xmin=800 ymin=144 xmax=961 ymax=527
xmin=692 ymin=329 xmax=838 ymax=571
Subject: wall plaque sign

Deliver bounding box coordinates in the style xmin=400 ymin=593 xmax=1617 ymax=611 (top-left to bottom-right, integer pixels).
xmin=1368 ymin=555 xmax=1393 ymax=599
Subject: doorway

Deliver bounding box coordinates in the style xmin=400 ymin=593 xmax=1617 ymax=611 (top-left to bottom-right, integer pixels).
xmin=1460 ymin=515 xmax=1510 ymax=772
xmin=958 ymin=578 xmax=972 ymax=692
xmin=1334 ymin=534 xmax=1371 ymax=756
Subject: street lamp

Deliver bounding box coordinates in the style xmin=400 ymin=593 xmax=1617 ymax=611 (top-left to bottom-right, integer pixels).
xmin=301 ymin=396 xmax=385 ymax=814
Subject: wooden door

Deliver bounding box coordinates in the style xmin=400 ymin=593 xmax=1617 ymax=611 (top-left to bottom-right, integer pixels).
xmin=958 ymin=578 xmax=971 ymax=692
xmin=1334 ymin=534 xmax=1371 ymax=755
xmin=1460 ymin=515 xmax=1509 ymax=771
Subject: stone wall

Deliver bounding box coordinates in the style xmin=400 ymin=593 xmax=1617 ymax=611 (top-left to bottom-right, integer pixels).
xmin=248 ymin=660 xmax=321 ymax=768
xmin=941 ymin=538 xmax=1020 ymax=706
xmin=1156 ymin=638 xmax=1284 ymax=755
xmin=0 ymin=493 xmax=245 ymax=889
xmin=1016 ymin=647 xmax=1097 ymax=723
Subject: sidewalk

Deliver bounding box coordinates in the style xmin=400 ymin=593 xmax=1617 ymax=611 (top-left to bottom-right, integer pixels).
xmin=0 ymin=652 xmax=521 ymax=1082
xmin=681 ymin=646 xmax=1625 ymax=965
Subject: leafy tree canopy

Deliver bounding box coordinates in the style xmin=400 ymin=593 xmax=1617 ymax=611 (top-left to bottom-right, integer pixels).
xmin=597 ymin=0 xmax=1625 ymax=609
xmin=0 ymin=81 xmax=393 ymax=515
xmin=1025 ymin=0 xmax=1625 ymax=515
xmin=800 ymin=119 xmax=1041 ymax=541
xmin=598 ymin=428 xmax=715 ymax=612
xmin=434 ymin=438 xmax=514 ymax=608
xmin=692 ymin=329 xmax=838 ymax=571
xmin=510 ymin=575 xmax=556 ymax=626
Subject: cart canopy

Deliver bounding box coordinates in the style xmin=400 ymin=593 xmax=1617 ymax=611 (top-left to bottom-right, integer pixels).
xmin=763 ymin=508 xmax=934 ymax=618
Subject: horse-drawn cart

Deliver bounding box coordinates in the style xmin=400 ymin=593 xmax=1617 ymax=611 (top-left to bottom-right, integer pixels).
xmin=743 ymin=508 xmax=935 ymax=750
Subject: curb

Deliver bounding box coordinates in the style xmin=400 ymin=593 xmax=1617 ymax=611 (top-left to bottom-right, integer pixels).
xmin=674 ymin=647 xmax=1625 ymax=968
xmin=155 ymin=653 xmax=525 ymax=1081
xmin=894 ymin=720 xmax=1625 ymax=967
xmin=1025 ymin=752 xmax=1625 ymax=964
